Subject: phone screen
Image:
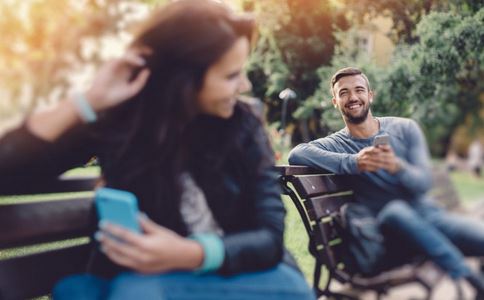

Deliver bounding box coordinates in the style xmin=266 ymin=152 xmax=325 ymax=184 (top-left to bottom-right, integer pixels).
xmin=373 ymin=134 xmax=390 ymax=147
xmin=95 ymin=188 xmax=141 ymax=233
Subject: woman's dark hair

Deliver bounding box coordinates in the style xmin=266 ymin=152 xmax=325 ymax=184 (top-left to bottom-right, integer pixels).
xmin=97 ymin=0 xmax=257 ymax=231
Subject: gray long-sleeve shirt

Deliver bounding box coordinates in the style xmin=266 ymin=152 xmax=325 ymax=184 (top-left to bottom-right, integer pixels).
xmin=288 ymin=117 xmax=433 ymax=213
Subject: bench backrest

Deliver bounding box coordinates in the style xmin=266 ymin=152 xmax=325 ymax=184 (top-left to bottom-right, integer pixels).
xmin=277 ymin=166 xmax=354 ymax=275
xmin=0 ymin=176 xmax=97 ymax=300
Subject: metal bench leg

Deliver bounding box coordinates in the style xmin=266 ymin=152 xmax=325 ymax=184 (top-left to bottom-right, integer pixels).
xmin=313 ymin=261 xmax=325 ymax=297
xmin=313 ymin=265 xmax=359 ymax=299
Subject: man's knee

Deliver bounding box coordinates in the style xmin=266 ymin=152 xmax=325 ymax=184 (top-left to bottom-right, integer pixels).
xmin=378 ymin=200 xmax=416 ymax=226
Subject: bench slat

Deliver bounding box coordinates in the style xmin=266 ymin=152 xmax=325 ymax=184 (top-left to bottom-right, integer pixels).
xmin=292 ymin=175 xmax=349 ymax=198
xmin=275 ymin=165 xmax=325 ymax=176
xmin=0 ymin=244 xmax=91 ymax=300
xmin=0 ymin=176 xmax=97 ymax=195
xmin=0 ymin=198 xmax=96 ymax=248
xmin=305 ymin=194 xmax=353 ymax=221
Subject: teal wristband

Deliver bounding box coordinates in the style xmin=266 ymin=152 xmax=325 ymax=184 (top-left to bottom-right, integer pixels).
xmin=189 ymin=233 xmax=225 ymax=273
xmin=72 ymin=93 xmax=97 ymax=123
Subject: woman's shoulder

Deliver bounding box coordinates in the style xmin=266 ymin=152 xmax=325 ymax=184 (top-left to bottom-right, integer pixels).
xmin=236 ymin=97 xmax=264 ymax=120
xmin=233 ymin=100 xmax=264 ymax=130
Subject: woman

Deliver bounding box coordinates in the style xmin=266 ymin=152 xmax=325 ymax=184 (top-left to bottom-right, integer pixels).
xmin=0 ymin=1 xmax=315 ymax=299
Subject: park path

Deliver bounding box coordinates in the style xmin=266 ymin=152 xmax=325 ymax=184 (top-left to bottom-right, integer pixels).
xmin=359 ymin=276 xmax=474 ymax=300
xmin=319 ymin=259 xmax=480 ymax=300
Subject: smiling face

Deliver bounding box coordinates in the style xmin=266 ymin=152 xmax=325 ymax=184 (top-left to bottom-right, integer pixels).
xmin=332 ymin=74 xmax=373 ymax=124
xmin=197 ymin=37 xmax=251 ymax=119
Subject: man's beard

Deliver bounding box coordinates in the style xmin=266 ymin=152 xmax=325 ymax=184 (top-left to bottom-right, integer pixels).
xmin=342 ymin=102 xmax=370 ymax=124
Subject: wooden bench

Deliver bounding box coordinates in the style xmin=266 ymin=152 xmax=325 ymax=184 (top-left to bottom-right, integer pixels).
xmin=0 ymin=176 xmax=97 ymax=300
xmin=277 ymin=165 xmax=446 ymax=300
xmin=0 ymin=164 xmax=462 ymax=299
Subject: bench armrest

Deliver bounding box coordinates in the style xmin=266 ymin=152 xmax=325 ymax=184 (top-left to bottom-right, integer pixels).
xmin=275 ymin=165 xmax=331 ymax=176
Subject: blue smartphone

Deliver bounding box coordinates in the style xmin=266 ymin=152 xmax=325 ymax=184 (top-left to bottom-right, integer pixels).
xmin=95 ymin=187 xmax=141 ymax=233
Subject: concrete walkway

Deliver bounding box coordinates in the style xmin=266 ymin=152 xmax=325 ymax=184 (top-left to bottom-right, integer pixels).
xmin=319 ymin=278 xmax=475 ymax=300
xmin=359 ymin=277 xmax=474 ymax=300
xmin=319 ymin=259 xmax=480 ymax=300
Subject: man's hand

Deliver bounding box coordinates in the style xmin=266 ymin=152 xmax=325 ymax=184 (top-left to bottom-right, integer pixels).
xmin=356 ymin=145 xmax=401 ymax=174
xmin=96 ymin=215 xmax=203 ymax=274
xmin=378 ymin=144 xmax=401 ymax=174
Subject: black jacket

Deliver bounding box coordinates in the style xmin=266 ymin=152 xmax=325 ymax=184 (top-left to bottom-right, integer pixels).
xmin=0 ymin=102 xmax=296 ymax=277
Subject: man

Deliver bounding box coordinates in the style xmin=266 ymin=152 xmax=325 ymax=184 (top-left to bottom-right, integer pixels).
xmin=468 ymin=139 xmax=483 ymax=177
xmin=288 ymin=67 xmax=484 ymax=299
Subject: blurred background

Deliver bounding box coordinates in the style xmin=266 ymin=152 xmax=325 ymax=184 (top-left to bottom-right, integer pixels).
xmin=0 ymin=0 xmax=482 ymax=159
xmin=0 ymin=1 xmax=482 ymax=297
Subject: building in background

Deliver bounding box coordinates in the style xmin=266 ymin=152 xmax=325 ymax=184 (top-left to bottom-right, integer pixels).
xmin=345 ymin=16 xmax=395 ymax=66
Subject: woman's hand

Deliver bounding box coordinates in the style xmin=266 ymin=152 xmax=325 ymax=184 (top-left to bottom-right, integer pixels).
xmin=25 ymin=49 xmax=151 ymax=141
xmin=85 ymin=50 xmax=151 ymax=112
xmin=96 ymin=215 xmax=204 ymax=274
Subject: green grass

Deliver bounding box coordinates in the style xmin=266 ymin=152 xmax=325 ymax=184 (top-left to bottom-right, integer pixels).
xmin=450 ymin=171 xmax=484 ymax=206
xmin=283 ymin=195 xmax=315 ymax=282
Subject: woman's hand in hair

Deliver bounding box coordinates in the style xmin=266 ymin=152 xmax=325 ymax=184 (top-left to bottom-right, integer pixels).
xmin=86 ymin=50 xmax=151 ymax=112
xmin=25 ymin=51 xmax=150 ymax=142
xmin=97 ymin=214 xmax=204 ymax=274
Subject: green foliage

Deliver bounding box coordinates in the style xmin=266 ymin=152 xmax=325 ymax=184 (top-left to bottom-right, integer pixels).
xmin=339 ymin=0 xmax=481 ymax=44
xmin=246 ymin=0 xmax=346 ymax=142
xmin=383 ymin=9 xmax=484 ymax=154
xmin=247 ymin=0 xmax=482 ymax=148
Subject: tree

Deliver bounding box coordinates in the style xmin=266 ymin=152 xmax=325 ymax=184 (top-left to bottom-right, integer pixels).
xmin=0 ymin=0 xmax=149 ymax=129
xmin=383 ymin=8 xmax=484 ymax=155
xmin=339 ymin=0 xmax=481 ymax=44
xmin=244 ymin=0 xmax=347 ymax=142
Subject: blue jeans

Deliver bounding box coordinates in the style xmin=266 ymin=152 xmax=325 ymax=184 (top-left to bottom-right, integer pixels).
xmin=378 ymin=199 xmax=484 ymax=279
xmin=52 ymin=263 xmax=316 ymax=300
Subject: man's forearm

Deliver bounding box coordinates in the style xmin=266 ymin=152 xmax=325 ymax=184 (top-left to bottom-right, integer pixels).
xmin=394 ymin=120 xmax=433 ymax=194
xmin=395 ymin=158 xmax=432 ymax=194
xmin=288 ymin=143 xmax=359 ymax=174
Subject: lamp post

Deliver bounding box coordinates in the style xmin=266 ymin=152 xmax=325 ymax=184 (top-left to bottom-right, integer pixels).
xmin=278 ymin=88 xmax=296 ymax=135
xmin=277 ymin=88 xmax=296 ymax=155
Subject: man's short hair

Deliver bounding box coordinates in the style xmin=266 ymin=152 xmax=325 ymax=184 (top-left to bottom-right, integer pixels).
xmin=330 ymin=67 xmax=371 ymax=96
